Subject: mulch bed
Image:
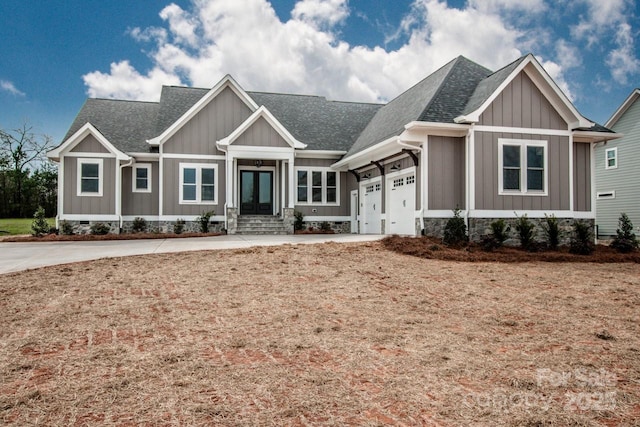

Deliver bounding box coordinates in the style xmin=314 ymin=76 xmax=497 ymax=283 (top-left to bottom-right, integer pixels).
xmin=382 ymin=235 xmax=640 ymax=263
xmin=3 ymin=232 xmax=223 ymax=243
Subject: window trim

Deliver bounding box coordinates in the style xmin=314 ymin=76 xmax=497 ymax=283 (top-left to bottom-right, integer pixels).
xmin=605 ymin=147 xmax=617 ymax=170
xmin=77 ymin=158 xmax=103 ymax=197
xmin=498 ymin=139 xmax=548 ymax=196
xmin=294 ymin=167 xmax=340 ymax=206
xmin=132 ymin=163 xmax=152 ymax=193
xmin=179 ymin=163 xmax=218 ymax=205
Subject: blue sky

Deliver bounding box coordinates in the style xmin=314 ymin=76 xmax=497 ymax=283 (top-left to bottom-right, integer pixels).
xmin=1 ymin=0 xmax=638 ymax=144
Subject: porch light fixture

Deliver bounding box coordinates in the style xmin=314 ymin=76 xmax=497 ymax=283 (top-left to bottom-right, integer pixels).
xmin=362 ymin=172 xmax=372 ymax=179
xmin=390 ymin=163 xmax=401 ymax=171
xmin=254 ymin=160 xmax=263 ymax=168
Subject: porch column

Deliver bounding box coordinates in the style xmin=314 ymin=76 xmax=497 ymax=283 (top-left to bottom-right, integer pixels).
xmin=287 ymin=154 xmax=295 ymax=208
xmin=226 ymin=155 xmax=234 ymax=207
xmin=281 ymin=160 xmax=286 ymax=214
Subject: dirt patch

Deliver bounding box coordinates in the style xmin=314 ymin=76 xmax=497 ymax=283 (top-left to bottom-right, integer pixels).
xmin=2 ymin=232 xmax=222 ymax=242
xmin=383 ymin=235 xmax=640 ymax=263
xmin=1 ymin=241 xmax=638 ymax=425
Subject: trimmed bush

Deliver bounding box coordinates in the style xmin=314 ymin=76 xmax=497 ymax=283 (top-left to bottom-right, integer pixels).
xmin=90 ymin=222 xmax=110 ymax=235
xmin=31 ymin=206 xmax=50 ymax=237
xmin=541 ymin=214 xmax=559 ymax=250
xmin=611 ymin=213 xmax=639 ymax=253
xmin=196 ymin=210 xmax=214 ymax=233
xmin=174 ymin=219 xmax=185 ymax=234
xmin=569 ymin=221 xmax=594 ymax=255
xmin=442 ymin=208 xmax=468 ymax=246
xmin=515 ymin=214 xmax=535 ymax=250
xmin=132 ymin=217 xmax=147 ymax=233
xmin=60 ymin=220 xmax=74 ymax=236
xmin=294 ymin=210 xmax=304 ymax=231
xmin=481 ymin=219 xmax=510 ymax=251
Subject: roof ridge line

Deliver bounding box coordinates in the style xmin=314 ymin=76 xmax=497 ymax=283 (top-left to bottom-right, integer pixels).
xmin=417 ymin=56 xmax=467 ymax=122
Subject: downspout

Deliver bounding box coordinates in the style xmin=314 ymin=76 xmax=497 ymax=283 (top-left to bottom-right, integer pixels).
xmin=118 ymin=158 xmax=134 ymax=232
xmin=396 ymin=138 xmax=424 ymax=233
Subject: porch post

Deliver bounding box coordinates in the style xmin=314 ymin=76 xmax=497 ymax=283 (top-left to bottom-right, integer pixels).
xmin=226 ymin=155 xmax=234 ymax=208
xmin=287 ymin=154 xmax=295 ymax=208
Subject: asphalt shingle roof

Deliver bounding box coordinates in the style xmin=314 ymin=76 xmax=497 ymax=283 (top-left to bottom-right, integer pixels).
xmin=345 ymin=56 xmax=491 ymax=157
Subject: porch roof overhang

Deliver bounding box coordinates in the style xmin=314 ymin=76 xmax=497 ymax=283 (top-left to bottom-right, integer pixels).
xmin=572 ymin=130 xmax=623 ymax=144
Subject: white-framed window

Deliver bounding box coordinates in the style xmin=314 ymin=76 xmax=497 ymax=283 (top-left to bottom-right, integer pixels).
xmin=132 ymin=163 xmax=152 ymax=193
xmin=597 ymin=191 xmax=616 ymax=200
xmin=498 ymin=139 xmax=548 ymax=196
xmin=77 ymin=158 xmax=103 ymax=197
xmin=179 ymin=163 xmax=217 ymax=204
xmin=295 ymin=168 xmax=339 ymax=205
xmin=605 ymin=147 xmax=617 ymax=169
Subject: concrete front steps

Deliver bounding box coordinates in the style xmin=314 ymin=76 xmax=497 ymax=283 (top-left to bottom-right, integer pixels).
xmin=235 ymin=215 xmax=289 ymax=235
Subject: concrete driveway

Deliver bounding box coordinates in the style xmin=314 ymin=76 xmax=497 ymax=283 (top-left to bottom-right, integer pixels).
xmin=0 ymin=234 xmax=383 ymax=275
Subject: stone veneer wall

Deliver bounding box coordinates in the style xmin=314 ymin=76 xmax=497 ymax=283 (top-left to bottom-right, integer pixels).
xmin=58 ymin=220 xmax=226 ymax=235
xmin=423 ymin=217 xmax=595 ymax=246
xmin=301 ymin=221 xmax=351 ymax=234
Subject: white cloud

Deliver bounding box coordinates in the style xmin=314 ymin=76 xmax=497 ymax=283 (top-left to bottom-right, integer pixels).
xmin=82 ymin=0 xmax=558 ymax=105
xmin=606 ymin=23 xmax=640 ymax=84
xmin=555 ymin=39 xmax=581 ymax=69
xmin=536 ymin=56 xmax=574 ymax=101
xmin=83 ymin=61 xmax=181 ymax=101
xmin=468 ymin=0 xmax=546 ymax=14
xmin=0 ymin=80 xmax=25 ymax=97
xmin=291 ymin=0 xmax=349 ymax=29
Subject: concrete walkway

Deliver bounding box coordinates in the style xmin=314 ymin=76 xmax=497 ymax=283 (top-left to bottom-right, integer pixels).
xmin=0 ymin=234 xmax=384 ymax=275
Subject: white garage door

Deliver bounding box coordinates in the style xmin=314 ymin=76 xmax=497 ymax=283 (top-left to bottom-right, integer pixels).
xmin=362 ymin=182 xmax=381 ymax=234
xmin=387 ymin=173 xmax=416 ymax=235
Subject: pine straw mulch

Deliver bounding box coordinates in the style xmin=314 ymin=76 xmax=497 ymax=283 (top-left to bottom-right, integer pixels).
xmin=2 ymin=232 xmax=222 ymax=243
xmin=382 ymin=235 xmax=640 ymax=263
xmin=1 ymin=241 xmax=639 ymax=426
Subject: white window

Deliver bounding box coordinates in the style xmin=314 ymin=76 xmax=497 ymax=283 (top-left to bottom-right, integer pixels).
xmin=132 ymin=164 xmax=152 ymax=193
xmin=295 ymin=168 xmax=339 ymax=205
xmin=77 ymin=158 xmax=103 ymax=197
xmin=498 ymin=139 xmax=547 ymax=196
xmin=605 ymin=147 xmax=617 ymax=169
xmin=179 ymin=163 xmax=217 ymax=204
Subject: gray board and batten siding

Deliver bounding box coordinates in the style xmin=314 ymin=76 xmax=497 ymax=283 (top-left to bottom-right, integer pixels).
xmin=596 ymin=92 xmax=640 ymax=236
xmin=121 ymin=162 xmax=160 ymax=216
xmin=478 ymin=71 xmax=567 ymax=130
xmin=162 ymin=158 xmax=226 ymax=216
xmin=63 ymin=156 xmax=116 ymax=215
xmin=573 ymin=142 xmax=591 ymax=212
xmin=233 ymin=117 xmax=290 ymax=147
xmin=428 ymin=136 xmax=465 ymax=210
xmin=163 ymin=86 xmax=252 ymax=155
xmin=69 ymin=135 xmax=110 ymax=153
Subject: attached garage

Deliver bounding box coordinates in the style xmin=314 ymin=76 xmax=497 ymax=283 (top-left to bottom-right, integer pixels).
xmin=386 ymin=171 xmax=416 ymax=235
xmin=361 ymin=180 xmax=382 ymax=234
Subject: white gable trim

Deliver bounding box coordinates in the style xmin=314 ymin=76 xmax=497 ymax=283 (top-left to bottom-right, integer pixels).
xmin=147 ymin=75 xmax=259 ymax=146
xmin=216 ymin=105 xmax=307 ymax=149
xmin=605 ymin=88 xmax=640 ymax=128
xmin=454 ymin=54 xmax=592 ymax=129
xmin=47 ymin=122 xmax=130 ymax=161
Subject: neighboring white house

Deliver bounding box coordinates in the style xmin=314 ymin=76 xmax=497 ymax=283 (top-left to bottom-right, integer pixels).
xmin=595 ymin=88 xmax=640 ymax=237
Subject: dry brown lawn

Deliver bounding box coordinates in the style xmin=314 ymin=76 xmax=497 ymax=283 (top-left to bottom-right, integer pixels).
xmin=1 ymin=241 xmax=639 ymax=426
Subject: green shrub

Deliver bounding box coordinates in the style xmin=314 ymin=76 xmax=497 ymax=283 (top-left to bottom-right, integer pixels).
xmin=442 ymin=208 xmax=468 ymax=246
xmin=31 ymin=206 xmax=50 ymax=237
xmin=132 ymin=217 xmax=147 ymax=233
xmin=515 ymin=214 xmax=535 ymax=250
xmin=174 ymin=219 xmax=185 ymax=234
xmin=611 ymin=213 xmax=639 ymax=253
xmin=320 ymin=221 xmax=332 ymax=232
xmin=541 ymin=214 xmax=559 ymax=250
xmin=90 ymin=222 xmax=110 ymax=235
xmin=196 ymin=210 xmax=214 ymax=233
xmin=60 ymin=220 xmax=74 ymax=236
xmin=481 ymin=219 xmax=510 ymax=251
xmin=294 ymin=210 xmax=304 ymax=231
xmin=569 ymin=221 xmax=594 ymax=255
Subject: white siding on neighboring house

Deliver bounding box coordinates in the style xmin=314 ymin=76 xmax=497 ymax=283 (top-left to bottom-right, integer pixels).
xmin=596 ymin=94 xmax=640 ymax=236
